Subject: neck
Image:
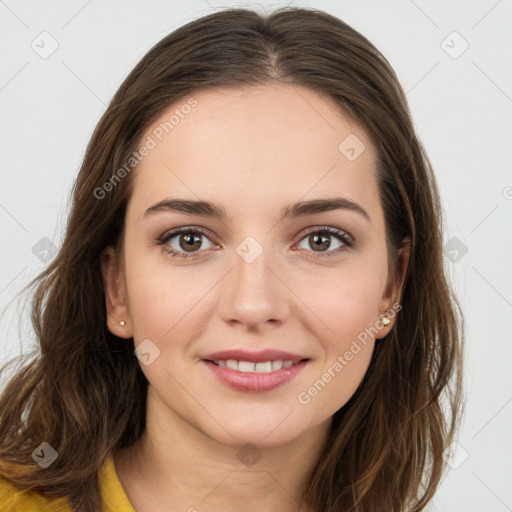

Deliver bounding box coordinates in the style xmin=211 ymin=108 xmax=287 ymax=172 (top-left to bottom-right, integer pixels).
xmin=114 ymin=387 xmax=330 ymax=512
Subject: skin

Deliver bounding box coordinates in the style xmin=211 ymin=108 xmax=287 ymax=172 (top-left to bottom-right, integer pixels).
xmin=101 ymin=82 xmax=410 ymax=512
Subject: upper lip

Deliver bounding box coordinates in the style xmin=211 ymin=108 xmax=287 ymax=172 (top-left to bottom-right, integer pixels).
xmin=203 ymin=349 xmax=309 ymax=364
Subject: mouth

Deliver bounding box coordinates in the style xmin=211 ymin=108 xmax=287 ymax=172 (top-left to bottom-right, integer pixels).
xmin=201 ymin=358 xmax=311 ymax=393
xmin=204 ymin=358 xmax=309 ymax=373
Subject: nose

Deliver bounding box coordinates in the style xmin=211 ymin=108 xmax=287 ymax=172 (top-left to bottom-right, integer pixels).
xmin=218 ymin=238 xmax=291 ymax=331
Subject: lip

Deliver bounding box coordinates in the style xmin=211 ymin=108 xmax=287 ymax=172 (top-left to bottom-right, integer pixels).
xmin=202 ymin=348 xmax=308 ymax=364
xmin=202 ymin=359 xmax=310 ymax=393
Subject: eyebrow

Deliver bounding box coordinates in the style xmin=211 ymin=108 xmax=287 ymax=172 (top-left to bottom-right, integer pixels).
xmin=144 ymin=197 xmax=371 ymax=223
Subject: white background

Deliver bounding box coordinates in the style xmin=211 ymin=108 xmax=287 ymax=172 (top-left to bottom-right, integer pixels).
xmin=1 ymin=1 xmax=511 ymax=510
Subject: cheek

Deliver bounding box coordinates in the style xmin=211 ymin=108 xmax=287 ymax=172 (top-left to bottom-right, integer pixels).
xmin=296 ymin=264 xmax=385 ymax=405
xmin=296 ymin=279 xmax=380 ymax=416
xmin=300 ymin=341 xmax=374 ymax=421
xmin=124 ymin=254 xmax=216 ymax=344
xmin=296 ymin=258 xmax=386 ymax=346
xmin=331 ymin=280 xmax=383 ymax=342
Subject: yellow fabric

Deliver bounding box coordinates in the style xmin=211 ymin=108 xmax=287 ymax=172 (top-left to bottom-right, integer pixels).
xmin=0 ymin=455 xmax=136 ymax=511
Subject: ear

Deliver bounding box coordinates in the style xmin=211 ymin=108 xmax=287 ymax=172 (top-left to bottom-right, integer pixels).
xmin=100 ymin=245 xmax=133 ymax=339
xmin=375 ymin=236 xmax=411 ymax=339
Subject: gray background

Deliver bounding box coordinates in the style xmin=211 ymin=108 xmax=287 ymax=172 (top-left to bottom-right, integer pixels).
xmin=1 ymin=1 xmax=511 ymax=510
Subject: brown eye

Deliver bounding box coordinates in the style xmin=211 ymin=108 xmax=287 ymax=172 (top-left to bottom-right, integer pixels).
xmin=307 ymin=233 xmax=332 ymax=252
xmin=178 ymin=232 xmax=204 ymax=252
xmin=295 ymin=226 xmax=353 ymax=257
xmin=158 ymin=228 xmax=215 ymax=259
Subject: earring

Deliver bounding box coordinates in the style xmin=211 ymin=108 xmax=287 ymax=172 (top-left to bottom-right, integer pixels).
xmin=380 ymin=315 xmax=391 ymax=326
xmin=120 ymin=321 xmax=126 ymax=326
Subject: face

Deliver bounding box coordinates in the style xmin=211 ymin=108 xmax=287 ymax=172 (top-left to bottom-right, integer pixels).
xmin=102 ymin=82 xmax=408 ymax=449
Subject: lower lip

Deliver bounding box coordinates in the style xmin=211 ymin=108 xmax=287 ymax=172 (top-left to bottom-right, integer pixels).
xmin=201 ymin=359 xmax=310 ymax=393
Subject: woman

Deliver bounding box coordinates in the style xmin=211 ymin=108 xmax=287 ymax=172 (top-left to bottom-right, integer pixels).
xmin=0 ymin=6 xmax=464 ymax=512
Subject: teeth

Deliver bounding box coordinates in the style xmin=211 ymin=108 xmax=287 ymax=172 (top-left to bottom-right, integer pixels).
xmin=212 ymin=359 xmax=300 ymax=373
xmin=272 ymin=360 xmax=283 ymax=371
xmin=255 ymin=361 xmax=272 ymax=373
xmin=238 ymin=361 xmax=256 ymax=372
xmin=226 ymin=359 xmax=238 ymax=370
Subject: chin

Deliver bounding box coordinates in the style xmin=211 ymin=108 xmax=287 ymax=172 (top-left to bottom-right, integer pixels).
xmin=207 ymin=418 xmax=307 ymax=450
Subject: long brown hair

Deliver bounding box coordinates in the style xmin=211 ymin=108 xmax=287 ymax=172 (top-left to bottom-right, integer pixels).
xmin=0 ymin=6 xmax=464 ymax=511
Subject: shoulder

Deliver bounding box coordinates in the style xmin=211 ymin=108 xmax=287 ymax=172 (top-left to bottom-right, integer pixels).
xmin=0 ymin=475 xmax=72 ymax=512
xmin=100 ymin=453 xmax=136 ymax=511
xmin=0 ymin=454 xmax=134 ymax=512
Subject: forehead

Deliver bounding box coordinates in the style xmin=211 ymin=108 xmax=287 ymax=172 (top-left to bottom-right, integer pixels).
xmin=130 ymin=83 xmax=379 ymax=217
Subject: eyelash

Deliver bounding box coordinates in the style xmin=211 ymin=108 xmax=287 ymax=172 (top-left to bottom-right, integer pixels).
xmin=156 ymin=225 xmax=354 ymax=260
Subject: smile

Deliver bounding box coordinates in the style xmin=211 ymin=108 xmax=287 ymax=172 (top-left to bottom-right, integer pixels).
xmin=209 ymin=359 xmax=302 ymax=372
xmin=202 ymin=359 xmax=310 ymax=392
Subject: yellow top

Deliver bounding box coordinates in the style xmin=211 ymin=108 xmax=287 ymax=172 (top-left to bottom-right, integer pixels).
xmin=0 ymin=455 xmax=136 ymax=511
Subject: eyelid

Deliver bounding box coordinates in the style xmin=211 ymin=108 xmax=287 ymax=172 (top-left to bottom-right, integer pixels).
xmin=295 ymin=225 xmax=354 ymax=246
xmin=156 ymin=225 xmax=216 ymax=245
xmin=156 ymin=225 xmax=220 ymax=259
xmin=156 ymin=224 xmax=354 ymax=259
